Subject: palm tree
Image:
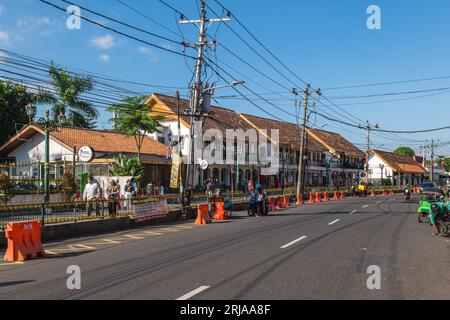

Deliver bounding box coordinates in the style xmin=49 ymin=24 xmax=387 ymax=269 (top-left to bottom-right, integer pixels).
xmin=48 ymin=62 xmax=98 ymax=128
xmin=108 ymin=96 xmax=164 ymax=161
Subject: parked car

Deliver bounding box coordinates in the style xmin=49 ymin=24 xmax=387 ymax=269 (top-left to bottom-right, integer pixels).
xmin=419 ymin=182 xmax=442 ymax=195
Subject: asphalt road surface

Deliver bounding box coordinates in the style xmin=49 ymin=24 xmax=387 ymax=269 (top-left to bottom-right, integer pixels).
xmin=0 ymin=194 xmax=449 ymax=300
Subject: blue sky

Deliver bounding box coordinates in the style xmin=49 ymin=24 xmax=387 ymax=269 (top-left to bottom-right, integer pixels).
xmin=1 ymin=0 xmax=450 ymax=156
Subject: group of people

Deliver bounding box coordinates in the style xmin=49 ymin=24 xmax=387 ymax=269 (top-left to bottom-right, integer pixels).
xmin=146 ymin=182 xmax=165 ymax=196
xmin=82 ymin=175 xmax=138 ymax=217
xmin=204 ymin=178 xmax=224 ymax=198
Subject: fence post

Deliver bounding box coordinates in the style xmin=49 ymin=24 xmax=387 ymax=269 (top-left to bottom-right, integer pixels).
xmin=40 ymin=203 xmax=45 ymax=226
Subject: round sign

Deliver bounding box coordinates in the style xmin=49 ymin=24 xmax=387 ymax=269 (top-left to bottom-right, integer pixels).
xmin=199 ymin=159 xmax=209 ymax=170
xmin=78 ymin=146 xmax=94 ymax=163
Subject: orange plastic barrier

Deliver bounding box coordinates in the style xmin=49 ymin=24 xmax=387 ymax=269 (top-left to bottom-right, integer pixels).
xmin=212 ymin=201 xmax=228 ymax=220
xmin=195 ymin=204 xmax=211 ymax=225
xmin=340 ymin=191 xmax=345 ymax=200
xmin=382 ymin=189 xmax=388 ymax=196
xmin=309 ymin=193 xmax=315 ymax=204
xmin=315 ymin=192 xmax=322 ymax=203
xmin=371 ymin=189 xmax=376 ymax=197
xmin=283 ymin=196 xmax=290 ymax=208
xmin=389 ymin=189 xmax=395 ymax=196
xmin=296 ymin=194 xmax=304 ymax=205
xmin=268 ymin=197 xmax=276 ymax=211
xmin=4 ymin=221 xmax=45 ymax=262
xmin=333 ymin=191 xmax=339 ymax=200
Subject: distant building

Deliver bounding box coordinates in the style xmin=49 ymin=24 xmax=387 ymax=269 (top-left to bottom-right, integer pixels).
xmin=368 ymin=150 xmax=427 ymax=186
xmin=0 ymin=125 xmax=171 ymax=188
xmin=145 ymin=93 xmax=365 ymax=189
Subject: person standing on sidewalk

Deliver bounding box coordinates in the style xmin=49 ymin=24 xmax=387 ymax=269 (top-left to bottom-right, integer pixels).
xmin=107 ymin=179 xmax=119 ymax=217
xmin=83 ymin=175 xmax=99 ymax=217
xmin=124 ymin=179 xmax=135 ymax=210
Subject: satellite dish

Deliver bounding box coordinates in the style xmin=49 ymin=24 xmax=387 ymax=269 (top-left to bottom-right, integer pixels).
xmin=199 ymin=159 xmax=209 ymax=170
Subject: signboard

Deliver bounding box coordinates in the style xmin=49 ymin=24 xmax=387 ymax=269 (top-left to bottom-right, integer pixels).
xmin=78 ymin=146 xmax=95 ymax=163
xmin=170 ymin=153 xmax=180 ymax=189
xmin=132 ymin=197 xmax=169 ymax=222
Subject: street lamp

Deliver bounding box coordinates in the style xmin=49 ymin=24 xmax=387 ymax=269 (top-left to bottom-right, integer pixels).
xmin=35 ymin=109 xmax=58 ymax=221
xmin=379 ymin=164 xmax=385 ymax=186
xmin=25 ymin=103 xmax=36 ymax=124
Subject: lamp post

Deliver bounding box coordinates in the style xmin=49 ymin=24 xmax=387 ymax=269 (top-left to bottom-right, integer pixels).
xmin=379 ymin=164 xmax=385 ymax=186
xmin=35 ymin=109 xmax=58 ymax=220
xmin=25 ymin=103 xmax=36 ymax=124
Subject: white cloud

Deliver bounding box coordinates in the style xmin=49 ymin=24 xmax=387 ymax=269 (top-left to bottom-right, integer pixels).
xmin=17 ymin=17 xmax=52 ymax=28
xmin=0 ymin=31 xmax=10 ymax=46
xmin=35 ymin=17 xmax=51 ymax=25
xmin=0 ymin=51 xmax=7 ymax=61
xmin=98 ymin=54 xmax=111 ymax=63
xmin=137 ymin=46 xmax=152 ymax=55
xmin=91 ymin=34 xmax=115 ymax=50
xmin=137 ymin=46 xmax=158 ymax=63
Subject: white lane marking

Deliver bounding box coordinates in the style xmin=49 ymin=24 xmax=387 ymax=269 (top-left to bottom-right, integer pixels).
xmin=0 ymin=261 xmax=25 ymax=266
xmin=350 ymin=210 xmax=357 ymax=215
xmin=176 ymin=286 xmax=210 ymax=300
xmin=328 ymin=219 xmax=340 ymax=225
xmin=280 ymin=236 xmax=307 ymax=249
xmin=376 ymin=201 xmax=382 ymax=204
xmin=362 ymin=205 xmax=369 ymax=208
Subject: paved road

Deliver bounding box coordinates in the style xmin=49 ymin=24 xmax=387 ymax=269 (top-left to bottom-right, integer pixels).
xmin=0 ymin=194 xmax=449 ymax=300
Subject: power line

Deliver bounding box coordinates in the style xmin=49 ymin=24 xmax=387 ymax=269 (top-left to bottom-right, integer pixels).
xmin=40 ymin=0 xmax=196 ymax=60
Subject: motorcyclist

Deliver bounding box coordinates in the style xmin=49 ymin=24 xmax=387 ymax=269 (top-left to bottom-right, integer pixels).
xmin=404 ymin=184 xmax=411 ymax=200
xmin=255 ymin=184 xmax=267 ymax=216
xmin=430 ymin=195 xmax=448 ymax=236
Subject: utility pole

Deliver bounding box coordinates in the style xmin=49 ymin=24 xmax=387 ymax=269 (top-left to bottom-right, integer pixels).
xmin=430 ymin=139 xmax=438 ymax=182
xmin=180 ymin=0 xmax=230 ymax=191
xmin=295 ymin=85 xmax=321 ymax=198
xmin=176 ymin=91 xmax=183 ymax=196
xmin=360 ymin=121 xmax=379 ymax=184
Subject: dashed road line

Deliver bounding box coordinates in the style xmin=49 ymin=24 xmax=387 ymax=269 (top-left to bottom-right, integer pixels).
xmin=350 ymin=210 xmax=357 ymax=215
xmin=142 ymin=231 xmax=163 ymax=236
xmin=362 ymin=205 xmax=369 ymax=208
xmin=157 ymin=228 xmax=181 ymax=232
xmin=124 ymin=234 xmax=145 ymax=240
xmin=0 ymin=261 xmax=24 ymax=266
xmin=176 ymin=286 xmax=210 ymax=300
xmin=280 ymin=236 xmax=307 ymax=249
xmin=102 ymin=239 xmax=121 ymax=244
xmin=328 ymin=219 xmax=340 ymax=226
xmin=71 ymin=244 xmax=95 ymax=250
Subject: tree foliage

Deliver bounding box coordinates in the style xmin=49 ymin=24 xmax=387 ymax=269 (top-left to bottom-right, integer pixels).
xmin=0 ymin=80 xmax=53 ymax=145
xmin=436 ymin=156 xmax=450 ymax=172
xmin=109 ymin=154 xmax=143 ymax=179
xmin=108 ymin=96 xmax=164 ymax=160
xmin=48 ymin=63 xmax=98 ymax=128
xmin=394 ymin=147 xmax=415 ymax=157
xmin=0 ymin=173 xmax=14 ymax=205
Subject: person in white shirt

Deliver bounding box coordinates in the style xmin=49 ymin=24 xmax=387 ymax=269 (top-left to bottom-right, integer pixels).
xmin=83 ymin=175 xmax=100 ymax=216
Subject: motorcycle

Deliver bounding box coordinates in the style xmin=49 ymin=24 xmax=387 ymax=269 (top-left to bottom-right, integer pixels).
xmin=417 ymin=196 xmax=450 ymax=237
xmin=248 ymin=191 xmax=269 ymax=217
xmin=404 ymin=188 xmax=411 ymax=201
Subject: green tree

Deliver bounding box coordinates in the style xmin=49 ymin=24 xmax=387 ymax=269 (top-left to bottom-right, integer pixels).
xmin=0 ymin=173 xmax=14 ymax=205
xmin=48 ymin=63 xmax=98 ymax=128
xmin=108 ymin=96 xmax=164 ymax=161
xmin=109 ymin=154 xmax=144 ymax=179
xmin=0 ymin=80 xmax=53 ymax=145
xmin=394 ymin=147 xmax=415 ymax=157
xmin=435 ymin=156 xmax=450 ymax=172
